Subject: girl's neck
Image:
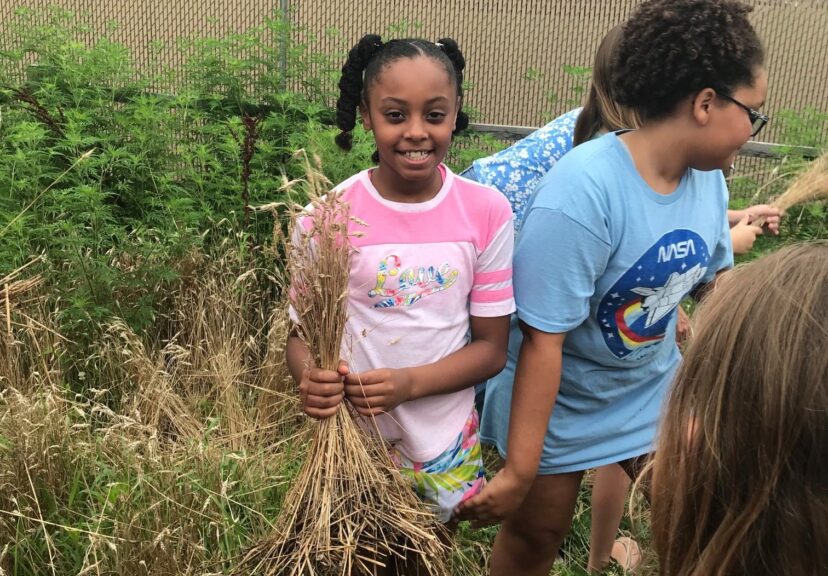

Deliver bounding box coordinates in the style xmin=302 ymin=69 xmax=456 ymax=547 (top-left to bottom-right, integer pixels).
xmin=618 ymin=123 xmax=692 ymax=195
xmin=370 ymin=164 xmax=444 ymax=204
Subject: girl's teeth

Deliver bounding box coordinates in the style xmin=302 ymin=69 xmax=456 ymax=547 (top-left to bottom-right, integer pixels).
xmin=404 ymin=151 xmax=429 ymax=160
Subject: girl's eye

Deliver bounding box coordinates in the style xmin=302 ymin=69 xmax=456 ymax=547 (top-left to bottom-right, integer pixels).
xmin=385 ymin=111 xmax=404 ymax=121
xmin=427 ymin=112 xmax=446 ymax=122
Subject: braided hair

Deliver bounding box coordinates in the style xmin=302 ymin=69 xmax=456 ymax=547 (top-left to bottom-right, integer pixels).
xmin=335 ymin=35 xmax=469 ymax=161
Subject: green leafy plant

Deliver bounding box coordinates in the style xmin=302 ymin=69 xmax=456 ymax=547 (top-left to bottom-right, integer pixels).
xmin=0 ymin=8 xmax=341 ymax=366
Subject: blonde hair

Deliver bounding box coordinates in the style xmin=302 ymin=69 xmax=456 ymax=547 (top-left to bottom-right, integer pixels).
xmin=651 ymin=242 xmax=828 ymax=576
xmin=573 ymin=25 xmax=642 ymax=146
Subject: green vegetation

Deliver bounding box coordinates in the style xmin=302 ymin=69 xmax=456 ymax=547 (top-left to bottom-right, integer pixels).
xmin=0 ymin=7 xmax=824 ymax=575
xmin=729 ymin=111 xmax=828 ymax=264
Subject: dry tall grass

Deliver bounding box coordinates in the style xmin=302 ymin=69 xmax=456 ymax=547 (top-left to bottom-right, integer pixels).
xmin=0 ymin=243 xmax=302 ymax=575
xmin=0 ymin=181 xmax=502 ymax=574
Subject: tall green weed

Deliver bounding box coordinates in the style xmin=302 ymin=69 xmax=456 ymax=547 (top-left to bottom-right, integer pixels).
xmin=0 ymin=8 xmax=342 ymax=366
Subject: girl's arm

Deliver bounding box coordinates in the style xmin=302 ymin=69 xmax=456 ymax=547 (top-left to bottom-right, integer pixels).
xmin=343 ymin=313 xmax=510 ymax=416
xmin=454 ymin=322 xmax=564 ymax=526
xmin=499 ymin=323 xmax=564 ymax=483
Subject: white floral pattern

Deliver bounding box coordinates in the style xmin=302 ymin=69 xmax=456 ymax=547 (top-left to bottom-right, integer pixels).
xmin=468 ymin=108 xmax=581 ymax=231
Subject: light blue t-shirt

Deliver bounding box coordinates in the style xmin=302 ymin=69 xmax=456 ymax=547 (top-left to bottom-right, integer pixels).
xmin=480 ymin=132 xmax=733 ymax=474
xmin=470 ymin=108 xmax=581 ymax=231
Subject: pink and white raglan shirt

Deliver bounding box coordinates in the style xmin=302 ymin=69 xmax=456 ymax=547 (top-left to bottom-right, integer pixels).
xmin=332 ymin=164 xmax=515 ymax=461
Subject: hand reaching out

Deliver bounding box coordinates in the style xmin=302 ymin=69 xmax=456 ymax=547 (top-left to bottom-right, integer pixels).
xmin=744 ymin=204 xmax=783 ymax=235
xmin=730 ymin=213 xmax=764 ymax=254
xmin=453 ymin=466 xmax=531 ymax=528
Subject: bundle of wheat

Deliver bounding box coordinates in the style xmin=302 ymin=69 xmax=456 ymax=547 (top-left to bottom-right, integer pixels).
xmin=1 ymin=259 xmax=43 ymax=299
xmin=754 ymin=151 xmax=828 ymax=227
xmin=238 ymin=154 xmax=450 ymax=575
xmin=1 ymin=259 xmax=45 ymax=338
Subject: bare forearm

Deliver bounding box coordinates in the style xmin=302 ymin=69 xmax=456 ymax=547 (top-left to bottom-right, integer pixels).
xmin=406 ymin=338 xmax=507 ymax=400
xmin=286 ymin=334 xmax=312 ymax=385
xmin=504 ymin=328 xmax=563 ymax=481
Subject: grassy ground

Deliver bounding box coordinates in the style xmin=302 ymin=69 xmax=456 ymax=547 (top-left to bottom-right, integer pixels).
xmin=3 ymin=240 xmax=826 ymax=576
xmin=0 ymin=245 xmax=656 ymax=576
xmin=3 ymin=220 xmax=826 ymax=576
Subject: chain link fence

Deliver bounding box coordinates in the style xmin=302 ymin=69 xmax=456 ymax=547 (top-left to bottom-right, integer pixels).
xmin=2 ymin=0 xmax=827 ymax=191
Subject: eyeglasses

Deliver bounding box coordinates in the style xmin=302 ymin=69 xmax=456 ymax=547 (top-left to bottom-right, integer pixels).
xmin=718 ymin=93 xmax=769 ymax=137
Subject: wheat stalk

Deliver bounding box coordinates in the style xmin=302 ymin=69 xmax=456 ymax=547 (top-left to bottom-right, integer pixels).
xmin=753 ymin=151 xmax=828 ymax=227
xmin=0 ymin=258 xmax=45 ymax=316
xmin=106 ymin=320 xmax=203 ymax=443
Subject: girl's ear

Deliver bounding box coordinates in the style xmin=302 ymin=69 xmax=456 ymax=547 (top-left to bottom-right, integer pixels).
xmin=692 ymin=88 xmax=717 ymax=127
xmin=453 ymin=96 xmax=462 ymax=130
xmin=360 ymin=101 xmax=372 ymax=131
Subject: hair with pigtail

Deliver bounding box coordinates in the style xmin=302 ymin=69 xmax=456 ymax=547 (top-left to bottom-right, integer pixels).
xmin=334 ymin=34 xmax=383 ymax=151
xmin=335 ymin=35 xmax=469 ymax=160
xmin=435 ymin=37 xmax=470 ymax=134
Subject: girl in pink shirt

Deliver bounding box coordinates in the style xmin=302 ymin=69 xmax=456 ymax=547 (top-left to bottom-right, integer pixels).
xmin=286 ymin=35 xmax=515 ymax=525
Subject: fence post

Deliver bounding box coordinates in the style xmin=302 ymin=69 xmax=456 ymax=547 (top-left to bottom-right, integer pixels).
xmin=280 ymin=0 xmax=290 ymax=89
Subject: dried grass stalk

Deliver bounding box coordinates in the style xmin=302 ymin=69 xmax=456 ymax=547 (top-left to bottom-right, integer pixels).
xmin=0 ymin=303 xmax=63 ymax=394
xmin=254 ymin=301 xmax=298 ymax=439
xmin=754 ymin=151 xmax=828 ymax=226
xmin=163 ymin=251 xmax=276 ymax=448
xmin=106 ymin=321 xmax=202 ymax=443
xmin=207 ymin=342 xmax=254 ymax=450
xmin=238 ymin=154 xmax=450 ymax=575
xmin=1 ymin=276 xmax=43 ymax=303
xmin=0 ymin=259 xmax=45 ymax=337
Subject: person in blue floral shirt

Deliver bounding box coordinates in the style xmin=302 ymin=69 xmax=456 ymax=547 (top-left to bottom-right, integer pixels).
xmin=460 ymin=25 xmax=642 ymax=237
xmin=462 ymin=108 xmax=581 ymax=231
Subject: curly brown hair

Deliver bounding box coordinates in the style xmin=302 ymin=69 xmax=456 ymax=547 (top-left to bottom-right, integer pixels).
xmin=612 ymin=0 xmax=764 ymax=121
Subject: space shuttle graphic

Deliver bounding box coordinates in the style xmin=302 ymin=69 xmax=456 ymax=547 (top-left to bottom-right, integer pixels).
xmin=630 ymin=263 xmax=706 ymax=328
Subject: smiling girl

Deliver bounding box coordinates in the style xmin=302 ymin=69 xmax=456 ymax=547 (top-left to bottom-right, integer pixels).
xmin=286 ymin=36 xmax=515 ymax=527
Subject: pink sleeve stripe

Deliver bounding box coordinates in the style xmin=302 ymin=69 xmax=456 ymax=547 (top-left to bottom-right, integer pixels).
xmin=474 ymin=268 xmax=512 ymax=284
xmin=470 ymin=286 xmax=514 ymax=303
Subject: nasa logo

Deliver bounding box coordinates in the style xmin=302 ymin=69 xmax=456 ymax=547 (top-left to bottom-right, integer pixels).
xmin=598 ymin=230 xmax=711 ymax=360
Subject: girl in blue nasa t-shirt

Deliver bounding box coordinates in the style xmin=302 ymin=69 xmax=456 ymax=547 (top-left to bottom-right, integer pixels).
xmin=456 ymin=1 xmax=771 ymax=573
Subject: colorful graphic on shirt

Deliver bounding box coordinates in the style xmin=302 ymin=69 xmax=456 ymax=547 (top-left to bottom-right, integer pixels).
xmin=599 ymin=230 xmax=710 ymax=360
xmin=368 ymin=254 xmax=459 ymax=308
